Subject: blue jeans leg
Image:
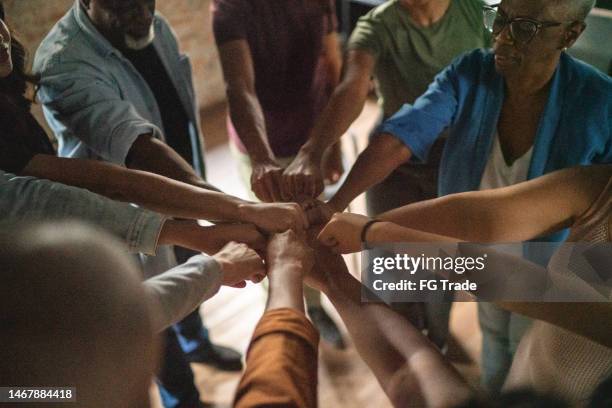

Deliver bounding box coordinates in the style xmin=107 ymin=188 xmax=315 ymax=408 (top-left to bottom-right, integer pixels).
xmin=173 ymin=308 xmax=210 ymax=354
xmin=157 ymin=328 xmax=202 ymax=408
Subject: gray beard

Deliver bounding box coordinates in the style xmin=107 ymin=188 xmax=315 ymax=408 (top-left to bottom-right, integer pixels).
xmin=124 ymin=25 xmax=155 ymax=50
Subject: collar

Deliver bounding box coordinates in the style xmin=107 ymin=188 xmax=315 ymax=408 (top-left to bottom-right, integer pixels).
xmin=74 ymin=0 xmax=120 ymax=58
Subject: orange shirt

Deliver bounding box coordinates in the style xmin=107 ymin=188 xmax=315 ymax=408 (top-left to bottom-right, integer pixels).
xmin=234 ymin=308 xmax=320 ymax=408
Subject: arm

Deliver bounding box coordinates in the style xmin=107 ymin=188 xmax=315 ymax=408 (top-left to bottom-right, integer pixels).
xmin=126 ymin=134 xmax=219 ymax=191
xmin=21 ymin=154 xmax=308 ymax=232
xmin=217 ymin=39 xmax=283 ymax=202
xmin=328 ymin=133 xmax=412 ymax=211
xmin=283 ymin=49 xmax=376 ymax=198
xmin=144 ymin=242 xmax=266 ymax=332
xmin=378 ymin=165 xmax=611 ymax=242
xmin=234 ymin=231 xmax=319 ymax=408
xmin=0 ymin=170 xmax=164 ymax=255
xmin=306 ymin=247 xmax=472 ymax=407
xmin=36 ymin=61 xmax=217 ymax=192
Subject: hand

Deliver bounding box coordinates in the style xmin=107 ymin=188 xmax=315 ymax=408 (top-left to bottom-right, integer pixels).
xmin=204 ymin=223 xmax=266 ymax=252
xmin=251 ymin=160 xmax=284 ymax=202
xmin=301 ymin=198 xmax=336 ymax=226
xmin=239 ymin=202 xmax=308 ymax=233
xmin=317 ymin=212 xmax=371 ymax=254
xmin=302 ymin=227 xmax=349 ymax=293
xmin=213 ymin=241 xmax=266 ymax=288
xmin=266 ymin=230 xmax=315 ymax=277
xmin=281 ymin=151 xmax=325 ymax=200
xmin=321 ymin=142 xmax=344 ymax=185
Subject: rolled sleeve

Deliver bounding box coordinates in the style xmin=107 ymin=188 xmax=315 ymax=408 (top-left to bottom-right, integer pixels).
xmin=0 ymin=170 xmax=166 ymax=255
xmin=235 ymin=308 xmax=319 ymax=408
xmin=143 ymin=254 xmax=223 ymax=332
xmin=376 ymin=62 xmax=459 ymax=162
xmin=37 ymin=61 xmax=162 ymax=165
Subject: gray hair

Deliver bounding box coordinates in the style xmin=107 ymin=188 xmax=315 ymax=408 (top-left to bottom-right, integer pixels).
xmin=552 ymin=0 xmax=596 ymax=21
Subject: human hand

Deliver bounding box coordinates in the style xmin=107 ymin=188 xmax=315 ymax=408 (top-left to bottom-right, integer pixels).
xmin=213 ymin=241 xmax=266 ymax=288
xmin=281 ymin=151 xmax=325 ymax=200
xmin=251 ymin=160 xmax=284 ymax=202
xmin=239 ymin=202 xmax=308 ymax=233
xmin=266 ymin=230 xmax=314 ymax=277
xmin=302 ymin=227 xmax=350 ymax=293
xmin=301 ymin=198 xmax=336 ymax=226
xmin=321 ymin=142 xmax=344 ymax=185
xmin=317 ymin=212 xmax=372 ymax=254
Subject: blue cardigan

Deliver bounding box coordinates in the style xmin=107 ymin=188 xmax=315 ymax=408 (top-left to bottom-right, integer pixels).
xmin=378 ymin=49 xmax=612 ymax=243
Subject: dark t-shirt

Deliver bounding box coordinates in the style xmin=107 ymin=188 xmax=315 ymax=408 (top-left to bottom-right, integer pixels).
xmin=0 ymin=96 xmax=55 ymax=174
xmin=212 ymin=0 xmax=337 ymax=158
xmin=122 ymin=45 xmax=194 ymax=165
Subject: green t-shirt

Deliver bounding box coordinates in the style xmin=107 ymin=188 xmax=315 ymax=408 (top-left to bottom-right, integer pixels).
xmin=348 ymin=0 xmax=491 ymax=117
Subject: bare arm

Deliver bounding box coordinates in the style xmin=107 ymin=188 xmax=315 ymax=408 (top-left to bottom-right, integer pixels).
xmin=379 ymin=165 xmax=611 ymax=242
xmin=22 ymin=154 xmax=308 ymax=232
xmin=283 ymin=50 xmax=376 ymax=198
xmin=329 ymin=133 xmax=412 ymax=211
xmin=126 ymin=133 xmax=220 ymax=191
xmin=307 ymin=247 xmax=472 ymax=407
xmin=217 ymin=39 xmax=283 ymax=202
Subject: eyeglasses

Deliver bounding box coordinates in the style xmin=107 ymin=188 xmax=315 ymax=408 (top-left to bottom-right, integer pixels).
xmin=483 ymin=4 xmax=568 ymax=45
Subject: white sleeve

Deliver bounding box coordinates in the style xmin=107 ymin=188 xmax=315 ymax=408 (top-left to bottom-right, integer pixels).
xmin=143 ymin=254 xmax=224 ymax=332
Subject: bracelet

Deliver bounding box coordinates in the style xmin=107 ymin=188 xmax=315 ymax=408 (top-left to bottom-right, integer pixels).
xmin=360 ymin=219 xmax=382 ymax=244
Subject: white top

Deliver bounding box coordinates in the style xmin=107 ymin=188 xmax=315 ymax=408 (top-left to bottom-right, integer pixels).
xmin=479 ymin=134 xmax=534 ymax=191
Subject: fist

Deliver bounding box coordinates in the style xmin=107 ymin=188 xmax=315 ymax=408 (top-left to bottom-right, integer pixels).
xmin=213 ymin=242 xmax=266 ymax=288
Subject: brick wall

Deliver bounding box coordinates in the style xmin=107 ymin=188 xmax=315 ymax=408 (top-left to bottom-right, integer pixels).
xmin=3 ymin=0 xmax=226 ymax=110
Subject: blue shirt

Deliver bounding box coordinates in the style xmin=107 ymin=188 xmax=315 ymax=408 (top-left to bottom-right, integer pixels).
xmin=378 ymin=49 xmax=612 ymax=243
xmin=380 ymin=49 xmax=611 ymax=194
xmin=33 ymin=0 xmax=205 ymax=176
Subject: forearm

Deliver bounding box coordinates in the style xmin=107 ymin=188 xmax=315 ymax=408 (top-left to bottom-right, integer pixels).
xmin=300 ymin=79 xmax=369 ymax=163
xmin=329 ymin=134 xmax=411 ymax=211
xmin=143 ymin=254 xmax=223 ymax=332
xmin=266 ymin=263 xmax=305 ymax=312
xmin=320 ymin=252 xmax=470 ymax=406
xmin=367 ymin=221 xmax=461 ymax=245
xmin=126 ymin=133 xmax=218 ymax=191
xmin=23 ymin=155 xmax=247 ymax=222
xmin=227 ymin=88 xmax=275 ymax=163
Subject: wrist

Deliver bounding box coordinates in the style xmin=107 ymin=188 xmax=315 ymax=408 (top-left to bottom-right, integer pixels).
xmin=299 ymin=143 xmax=324 ymax=164
xmin=365 ymin=221 xmax=392 ymax=244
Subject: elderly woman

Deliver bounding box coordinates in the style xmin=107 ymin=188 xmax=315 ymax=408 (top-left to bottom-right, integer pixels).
xmin=319 ymin=0 xmax=611 ymax=392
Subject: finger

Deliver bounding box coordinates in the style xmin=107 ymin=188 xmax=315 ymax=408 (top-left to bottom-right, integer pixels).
xmin=304 ymin=176 xmax=316 ymax=199
xmin=263 ymin=173 xmax=281 ymax=203
xmin=231 ymin=281 xmax=247 ymax=288
xmin=295 ymin=205 xmax=309 ymax=230
xmin=294 ymin=174 xmax=306 ymax=199
xmin=252 ymin=179 xmax=271 ymax=203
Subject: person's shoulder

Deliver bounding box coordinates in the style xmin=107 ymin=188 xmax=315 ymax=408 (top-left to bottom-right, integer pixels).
xmin=563 ymin=54 xmax=612 ymax=102
xmin=450 ymin=48 xmax=493 ymax=73
xmin=455 ymin=0 xmax=487 ymax=15
xmin=364 ymin=0 xmax=401 ymax=24
xmin=153 ymin=12 xmax=180 ymax=48
xmin=33 ymin=7 xmax=93 ymax=74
